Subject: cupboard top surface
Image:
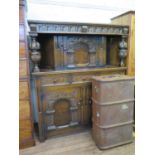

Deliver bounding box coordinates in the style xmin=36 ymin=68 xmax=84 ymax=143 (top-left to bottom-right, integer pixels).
xmin=28 ymin=20 xmax=129 ymax=27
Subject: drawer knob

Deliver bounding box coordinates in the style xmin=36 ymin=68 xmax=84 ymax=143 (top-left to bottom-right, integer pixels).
xmin=53 ymin=80 xmax=57 ymax=83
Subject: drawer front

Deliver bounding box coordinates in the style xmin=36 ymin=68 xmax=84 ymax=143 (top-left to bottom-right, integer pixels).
xmin=19 ymin=24 xmax=25 ymax=41
xmin=40 ymin=75 xmax=68 ymax=85
xmin=72 ymin=74 xmax=92 ymax=83
xmin=19 ymin=119 xmax=32 ymax=130
xmin=19 ymin=81 xmax=29 ymax=99
xmin=19 ymin=129 xmax=32 ymax=141
xmin=19 ymin=59 xmax=28 ymax=77
xmin=19 ymin=100 xmax=31 ymax=120
xmin=19 ymin=42 xmax=26 ymax=58
xmin=92 ymin=80 xmax=134 ymax=103
xmin=92 ymin=102 xmax=134 ymax=126
xmin=19 ymin=6 xmax=25 ymax=23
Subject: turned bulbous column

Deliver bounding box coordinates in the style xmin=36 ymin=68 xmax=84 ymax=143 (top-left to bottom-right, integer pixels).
xmin=119 ymin=35 xmax=128 ymax=67
xmin=29 ymin=36 xmax=41 ymax=72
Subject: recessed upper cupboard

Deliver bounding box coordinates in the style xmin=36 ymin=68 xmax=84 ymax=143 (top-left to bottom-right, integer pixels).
xmin=28 ymin=21 xmax=129 ymax=72
xmin=38 ymin=35 xmax=108 ymax=70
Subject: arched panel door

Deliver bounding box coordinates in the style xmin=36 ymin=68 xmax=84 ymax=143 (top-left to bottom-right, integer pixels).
xmin=54 ymin=99 xmax=71 ymax=126
xmin=74 ymin=42 xmax=89 ymax=67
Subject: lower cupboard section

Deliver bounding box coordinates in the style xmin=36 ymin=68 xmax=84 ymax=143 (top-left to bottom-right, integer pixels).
xmin=33 ymin=68 xmax=127 ymax=142
xmin=37 ymin=83 xmax=92 ymax=141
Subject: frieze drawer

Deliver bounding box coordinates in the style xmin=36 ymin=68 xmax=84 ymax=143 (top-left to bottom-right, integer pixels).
xmin=72 ymin=74 xmax=91 ymax=82
xmin=40 ymin=75 xmax=68 ymax=85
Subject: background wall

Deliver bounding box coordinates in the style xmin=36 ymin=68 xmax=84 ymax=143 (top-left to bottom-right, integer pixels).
xmin=27 ymin=0 xmax=135 ymax=23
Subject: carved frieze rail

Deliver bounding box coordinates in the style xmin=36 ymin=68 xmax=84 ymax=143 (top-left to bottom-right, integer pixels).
xmin=29 ymin=22 xmax=129 ymax=35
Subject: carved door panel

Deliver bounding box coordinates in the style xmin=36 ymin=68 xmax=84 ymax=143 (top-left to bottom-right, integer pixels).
xmin=41 ymin=85 xmax=83 ymax=135
xmin=54 ymin=99 xmax=71 ymax=126
xmin=54 ymin=35 xmax=107 ymax=69
xmin=74 ymin=42 xmax=89 ymax=67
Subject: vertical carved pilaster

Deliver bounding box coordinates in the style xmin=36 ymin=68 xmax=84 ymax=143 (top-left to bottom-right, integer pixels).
xmin=88 ymin=44 xmax=96 ymax=67
xmin=47 ymin=101 xmax=56 ymax=130
xmin=67 ymin=46 xmax=75 ymax=68
xmin=29 ymin=33 xmax=41 ymax=72
xmin=69 ymin=98 xmax=79 ymax=126
xmin=119 ymin=35 xmax=128 ymax=67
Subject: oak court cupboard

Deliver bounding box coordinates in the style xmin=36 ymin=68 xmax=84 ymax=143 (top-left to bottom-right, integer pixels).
xmin=19 ymin=0 xmax=134 ymax=148
xmin=28 ymin=20 xmax=130 ymax=142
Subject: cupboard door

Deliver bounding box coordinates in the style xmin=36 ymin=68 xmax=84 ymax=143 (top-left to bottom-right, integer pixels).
xmin=42 ymin=85 xmax=82 ymax=130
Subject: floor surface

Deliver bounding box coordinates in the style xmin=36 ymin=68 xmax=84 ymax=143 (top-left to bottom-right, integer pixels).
xmin=20 ymin=130 xmax=135 ymax=155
